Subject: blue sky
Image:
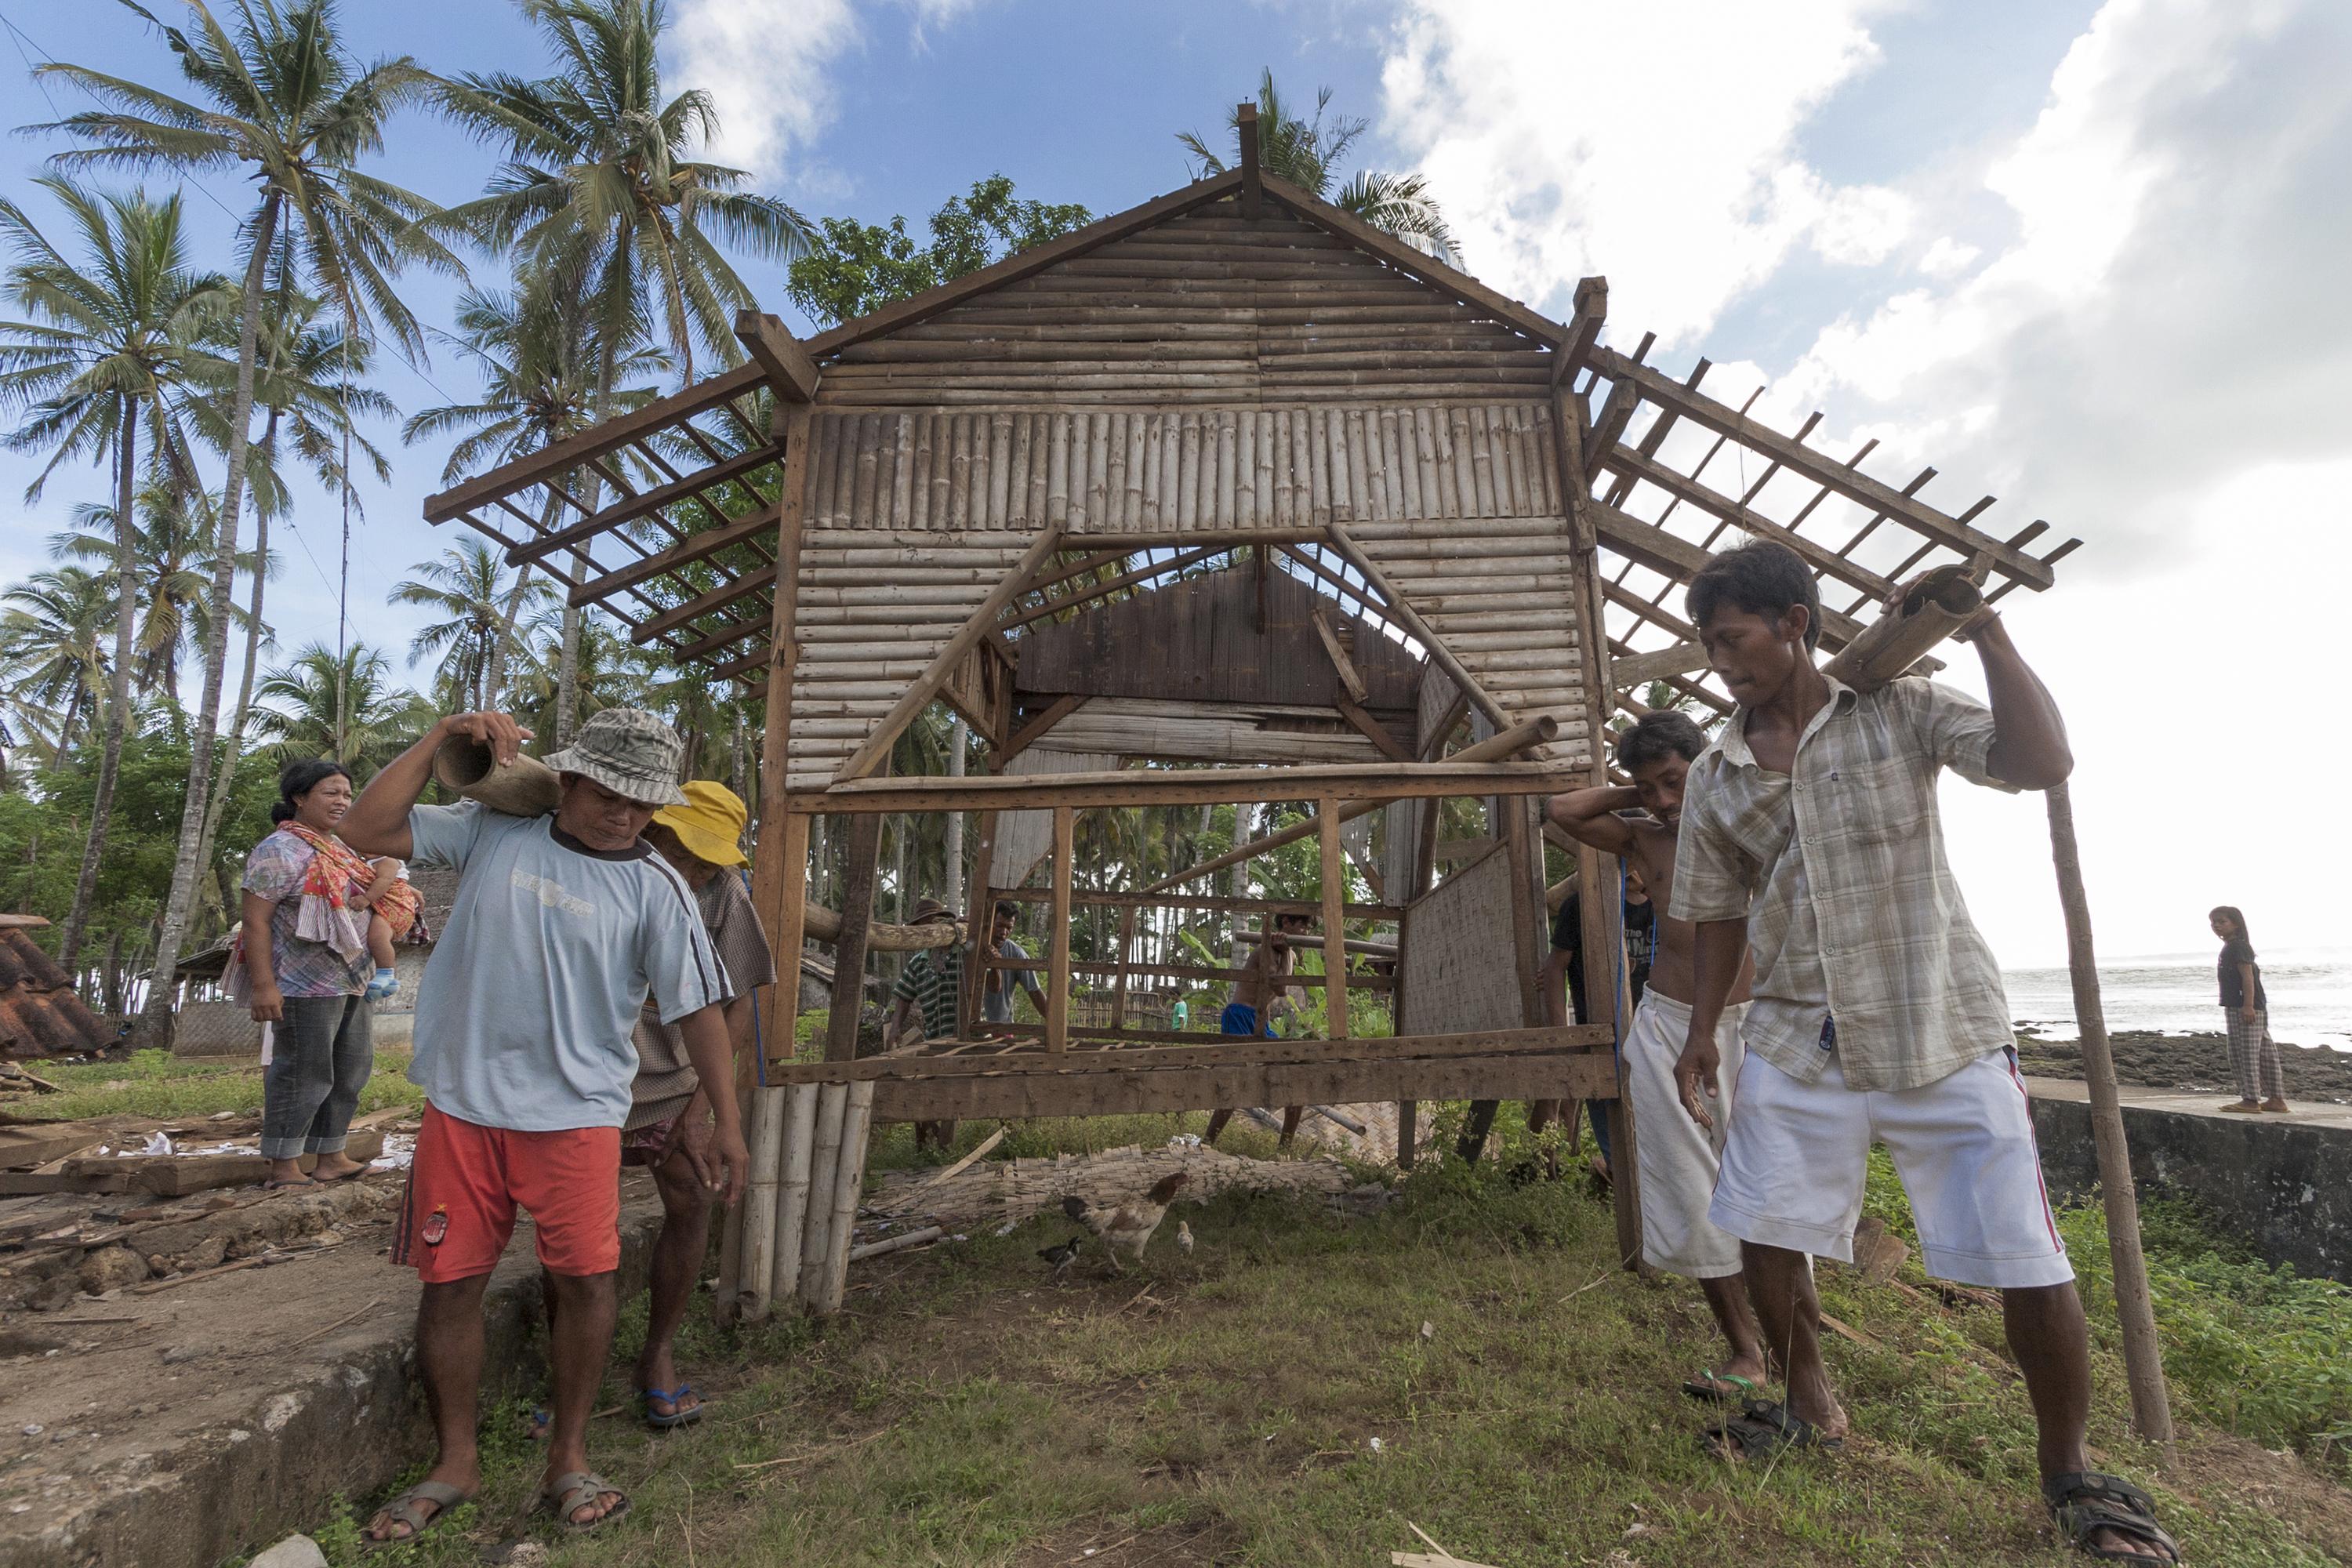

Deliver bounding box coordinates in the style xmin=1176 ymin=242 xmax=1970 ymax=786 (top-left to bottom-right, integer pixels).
xmin=2 ymin=0 xmax=2347 ymax=971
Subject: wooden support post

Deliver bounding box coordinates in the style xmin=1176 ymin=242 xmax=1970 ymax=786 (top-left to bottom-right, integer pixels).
xmin=1236 ymin=100 xmax=1263 ymax=217
xmin=769 ymin=1083 xmax=819 ymax=1310
xmin=1047 ymin=807 xmax=1073 ymax=1053
xmin=1109 ymin=906 xmax=1137 ymax=1030
xmin=738 ymin=1087 xmax=786 ymax=1319
xmin=826 ymin=813 xmax=882 ymax=1062
xmin=1503 ymin=797 xmax=1543 ymax=1028
xmin=960 ymin=814 xmax=1000 ymax=1036
xmin=1319 ymin=797 xmax=1348 ymax=1040
xmin=2047 ymin=781 xmax=2174 ymax=1450
xmin=1396 ymin=1101 xmax=1417 ymax=1169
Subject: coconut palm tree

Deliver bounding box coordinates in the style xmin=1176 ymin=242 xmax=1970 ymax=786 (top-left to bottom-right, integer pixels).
xmin=34 ymin=0 xmax=452 ymax=1036
xmin=391 ymin=539 xmax=554 ymax=712
xmin=250 ymin=641 xmax=434 ymax=777
xmin=0 ymin=176 xmax=230 ymax=971
xmin=50 ymin=483 xmax=259 ymax=695
xmin=0 ymin=566 xmax=114 ymax=765
xmin=403 ymin=274 xmax=666 ymax=706
xmin=430 ymin=0 xmax=814 ymax=739
xmin=1180 ymin=70 xmax=1457 ymax=264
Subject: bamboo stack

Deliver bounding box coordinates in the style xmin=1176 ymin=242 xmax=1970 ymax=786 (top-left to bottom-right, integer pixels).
xmin=721 ymin=1078 xmax=880 ymax=1319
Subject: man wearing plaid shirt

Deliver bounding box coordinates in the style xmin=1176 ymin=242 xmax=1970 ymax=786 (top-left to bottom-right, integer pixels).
xmin=1667 ymin=543 xmax=2176 ymax=1563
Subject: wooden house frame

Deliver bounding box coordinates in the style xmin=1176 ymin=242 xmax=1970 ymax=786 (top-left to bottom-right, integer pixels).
xmin=421 ymin=129 xmax=2078 ymax=1275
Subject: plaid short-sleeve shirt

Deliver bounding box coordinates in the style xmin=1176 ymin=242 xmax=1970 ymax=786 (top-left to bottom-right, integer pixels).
xmin=892 ymin=945 xmax=966 ymax=1040
xmin=1668 ymin=674 xmax=2018 ymax=1093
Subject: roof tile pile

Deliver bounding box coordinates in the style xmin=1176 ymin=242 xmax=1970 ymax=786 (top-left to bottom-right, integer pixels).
xmin=0 ymin=916 xmax=111 ymax=1059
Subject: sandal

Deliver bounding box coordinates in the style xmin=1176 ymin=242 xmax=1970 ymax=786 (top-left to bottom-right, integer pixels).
xmin=1682 ymin=1369 xmax=1760 ymax=1403
xmin=1701 ymin=1400 xmax=1845 ymax=1462
xmin=261 ymin=1178 xmax=316 ymax=1190
xmin=641 ymin=1383 xmax=704 ymax=1430
xmin=2044 ymin=1472 xmax=2181 ymax=1564
xmin=361 ymin=1479 xmax=470 ymax=1548
xmin=540 ymin=1469 xmax=630 ymax=1533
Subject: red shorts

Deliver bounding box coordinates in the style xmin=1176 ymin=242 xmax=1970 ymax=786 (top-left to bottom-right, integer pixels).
xmin=393 ymin=1104 xmax=621 ymax=1281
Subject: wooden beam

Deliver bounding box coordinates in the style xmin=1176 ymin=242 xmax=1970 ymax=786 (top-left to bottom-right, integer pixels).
xmin=1552 ymin=275 xmax=1607 ymax=387
xmin=423 ymin=364 xmax=764 ymax=524
xmin=830 ymin=525 xmax=1066 ymax=784
xmin=1323 ymin=522 xmax=1513 ymax=734
xmin=1047 ymin=807 xmax=1073 ymax=1054
xmin=733 ymin=310 xmax=821 ymax=402
xmin=1587 ymin=346 xmax=2054 ymax=589
xmin=629 ymin=562 xmax=778 ymax=645
xmin=996 ymin=693 xmax=1087 ymax=765
xmin=1595 ymin=442 xmax=1893 ymax=603
xmin=1310 ymin=608 xmax=1369 ymax=705
xmin=1584 ymin=377 xmax=1640 ymax=479
xmin=1319 ymin=798 xmax=1348 ymax=1040
xmin=1236 ymin=100 xmax=1263 ymax=218
xmin=825 ymin=813 xmax=882 ymax=1062
xmin=799 ymin=757 xmax=1573 ymax=815
xmin=801 ymin=169 xmax=1245 ymax=358
xmin=996 ymin=887 xmax=1397 ymax=920
xmin=1610 ymin=641 xmax=1711 ymax=688
xmin=769 ymin=1022 xmax=1613 ymax=1081
xmin=506 ymin=441 xmax=781 ymax=567
xmin=956 ymin=814 xmax=998 ymax=1036
xmin=1335 ymin=694 xmax=1413 ymax=764
xmin=1588 ymin=500 xmax=1867 ymax=647
xmin=752 ymin=405 xmax=814 ymax=1071
xmin=998 ymin=544 xmax=1221 ymax=633
xmin=565 ymin=499 xmax=780 ymax=608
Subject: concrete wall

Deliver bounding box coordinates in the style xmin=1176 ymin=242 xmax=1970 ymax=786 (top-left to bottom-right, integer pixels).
xmin=2032 ymin=1098 xmax=2352 ymax=1285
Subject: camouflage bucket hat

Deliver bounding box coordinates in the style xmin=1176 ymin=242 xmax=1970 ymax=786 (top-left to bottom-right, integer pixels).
xmin=539 ymin=706 xmax=688 ymax=807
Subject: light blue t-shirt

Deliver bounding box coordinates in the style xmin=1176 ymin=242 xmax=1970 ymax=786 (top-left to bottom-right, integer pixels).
xmin=406 ymin=803 xmax=724 ymax=1131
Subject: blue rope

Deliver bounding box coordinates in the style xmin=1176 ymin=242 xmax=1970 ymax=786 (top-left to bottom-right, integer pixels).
xmin=742 ymin=867 xmax=767 ymax=1087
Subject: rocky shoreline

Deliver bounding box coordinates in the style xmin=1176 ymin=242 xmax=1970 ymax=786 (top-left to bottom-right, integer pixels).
xmin=2015 ymin=1027 xmax=2352 ymax=1104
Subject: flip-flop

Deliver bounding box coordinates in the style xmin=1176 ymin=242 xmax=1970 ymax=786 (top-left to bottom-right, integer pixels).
xmin=641 ymin=1384 xmax=704 ymax=1430
xmin=361 ymin=1479 xmax=470 ymax=1549
xmin=1701 ymin=1399 xmax=1845 ymax=1462
xmin=540 ymin=1469 xmax=630 ymax=1533
xmin=1681 ymin=1369 xmax=1760 ymax=1403
xmin=261 ymin=1178 xmax=316 ymax=1190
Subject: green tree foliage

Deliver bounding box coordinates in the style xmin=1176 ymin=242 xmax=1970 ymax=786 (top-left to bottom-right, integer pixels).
xmin=786 ymin=174 xmax=1094 ymax=328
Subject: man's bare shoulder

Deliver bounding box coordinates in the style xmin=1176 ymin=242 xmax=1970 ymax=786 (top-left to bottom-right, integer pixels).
xmin=1629 ymin=820 xmax=1680 ymax=880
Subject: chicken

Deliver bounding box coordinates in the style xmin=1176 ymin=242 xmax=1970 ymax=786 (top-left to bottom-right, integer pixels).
xmin=1061 ymin=1171 xmax=1189 ymax=1273
xmin=1036 ymin=1236 xmax=1083 ymax=1283
xmin=1176 ymin=1220 xmax=1194 ymax=1257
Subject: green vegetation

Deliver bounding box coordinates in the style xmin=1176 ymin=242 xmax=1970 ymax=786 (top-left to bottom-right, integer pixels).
xmin=22 ymin=1046 xmax=424 ymax=1124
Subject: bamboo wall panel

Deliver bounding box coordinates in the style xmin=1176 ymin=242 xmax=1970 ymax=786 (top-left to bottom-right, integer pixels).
xmin=797 ymin=401 xmax=1561 ymax=534
xmin=1399 ymin=846 xmax=1523 ymax=1037
xmin=818 ymin=210 xmax=1554 ymax=408
xmin=990 ymin=749 xmax=1122 ymax=891
xmin=785 ymin=526 xmax=1043 ymax=788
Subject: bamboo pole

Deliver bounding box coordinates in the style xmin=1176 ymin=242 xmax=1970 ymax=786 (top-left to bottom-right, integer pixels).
xmin=737 ymin=1087 xmax=786 ymax=1319
xmin=826 ymin=814 xmax=882 ymax=1062
xmin=1047 ymin=807 xmax=1073 ymax=1053
xmin=1142 ymin=716 xmax=1560 ymax=894
xmin=1319 ymin=798 xmax=1348 ymax=1040
xmin=768 ymin=1082 xmax=820 ymax=1311
xmin=798 ymin=1082 xmax=849 ymax=1305
xmin=2047 ymin=781 xmax=2174 ymax=1451
xmin=1109 ymin=906 xmax=1137 ymax=1030
xmin=818 ymin=1080 xmax=877 ymax=1314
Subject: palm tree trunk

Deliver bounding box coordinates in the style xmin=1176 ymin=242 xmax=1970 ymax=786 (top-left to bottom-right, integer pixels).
xmin=191 ymin=460 xmax=270 ymax=893
xmin=136 ymin=194 xmax=279 ymax=1047
xmin=557 ymin=364 xmax=619 ymax=745
xmin=57 ymin=397 xmax=142 ymax=978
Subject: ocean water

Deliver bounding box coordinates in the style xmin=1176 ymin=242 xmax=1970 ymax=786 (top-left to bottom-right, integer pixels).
xmin=2002 ymin=948 xmax=2352 ymax=1051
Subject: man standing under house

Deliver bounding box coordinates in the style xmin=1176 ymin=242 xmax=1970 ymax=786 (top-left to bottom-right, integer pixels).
xmin=1203 ymin=911 xmax=1312 ymax=1148
xmin=1668 ymin=542 xmax=2178 ymax=1563
xmin=1547 ymin=712 xmax=1769 ymax=1404
xmin=889 ymin=898 xmax=1046 ymax=1151
xmin=339 ymin=708 xmax=746 ymax=1545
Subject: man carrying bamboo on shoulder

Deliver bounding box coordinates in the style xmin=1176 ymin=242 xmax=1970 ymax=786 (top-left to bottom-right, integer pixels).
xmin=1668 ymin=541 xmax=2179 ymax=1563
xmin=1547 ymin=710 xmax=1769 ymax=1405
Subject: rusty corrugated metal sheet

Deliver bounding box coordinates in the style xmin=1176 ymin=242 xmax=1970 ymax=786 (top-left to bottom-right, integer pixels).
xmin=0 ymin=926 xmax=109 ymax=1059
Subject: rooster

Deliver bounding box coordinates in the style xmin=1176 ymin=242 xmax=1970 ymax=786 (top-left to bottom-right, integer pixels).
xmin=1062 ymin=1171 xmax=1189 ymax=1273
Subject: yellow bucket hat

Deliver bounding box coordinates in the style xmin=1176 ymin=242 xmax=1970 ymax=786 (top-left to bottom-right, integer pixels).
xmin=652 ymin=779 xmax=750 ymax=869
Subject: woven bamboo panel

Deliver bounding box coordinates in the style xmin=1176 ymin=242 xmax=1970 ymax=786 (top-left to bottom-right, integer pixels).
xmin=799 ymin=401 xmax=1560 ymax=534
xmin=1399 ymin=846 xmax=1523 ymax=1038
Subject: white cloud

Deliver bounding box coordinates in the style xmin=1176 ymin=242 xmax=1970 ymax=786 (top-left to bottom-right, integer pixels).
xmin=669 ymin=0 xmax=989 ymax=180
xmin=1377 ymin=0 xmax=1915 ymax=346
xmin=1915 ymin=235 xmax=1980 ymax=278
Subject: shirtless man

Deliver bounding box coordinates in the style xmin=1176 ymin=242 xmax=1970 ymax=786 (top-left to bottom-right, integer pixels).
xmin=1548 ymin=710 xmax=1769 ymax=1403
xmin=1203 ymin=912 xmax=1310 ymax=1147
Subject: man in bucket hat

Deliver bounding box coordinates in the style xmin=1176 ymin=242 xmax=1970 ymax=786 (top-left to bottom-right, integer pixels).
xmin=341 ymin=710 xmax=746 ymax=1544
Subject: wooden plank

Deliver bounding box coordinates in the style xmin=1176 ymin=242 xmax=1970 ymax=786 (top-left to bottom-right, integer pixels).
xmin=1586 ymin=345 xmax=2054 ymax=588
xmin=825 ymin=813 xmax=882 ymax=1062
xmin=1319 ymin=798 xmax=1348 ymax=1040
xmin=735 ymin=310 xmax=822 ymax=401
xmin=423 ymin=364 xmax=764 ymax=524
xmin=769 ymin=1022 xmax=1613 ymax=1081
xmin=1326 ymin=522 xmax=1514 ymax=734
xmin=795 ymin=758 xmax=1575 ymax=815
xmin=507 ymin=442 xmax=781 ymax=567
xmin=1335 ymin=694 xmax=1414 ymax=763
xmin=997 ymin=693 xmax=1087 ymax=764
xmin=866 ymin=1048 xmax=1615 ymax=1122
xmin=1310 ymin=608 xmax=1368 ymax=704
xmin=993 ymin=887 xmax=1397 ymax=919
xmin=565 ymin=499 xmax=781 ymax=607
xmin=1610 ymin=641 xmax=1712 ymax=688
xmin=1047 ymin=807 xmax=1073 ymax=1054
xmin=828 ymin=525 xmax=1064 ymax=783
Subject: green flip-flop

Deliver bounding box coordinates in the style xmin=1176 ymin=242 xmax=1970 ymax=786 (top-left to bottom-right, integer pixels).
xmin=1681 ymin=1368 xmax=1760 ymax=1403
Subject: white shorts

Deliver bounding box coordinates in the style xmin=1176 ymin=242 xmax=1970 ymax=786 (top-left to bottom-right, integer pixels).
xmin=1624 ymin=992 xmax=1746 ymax=1279
xmin=1708 ymin=1046 xmax=2073 ymax=1290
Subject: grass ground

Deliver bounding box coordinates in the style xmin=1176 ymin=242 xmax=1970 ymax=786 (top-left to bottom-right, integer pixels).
xmin=31 ymin=1050 xmax=2351 ymax=1563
